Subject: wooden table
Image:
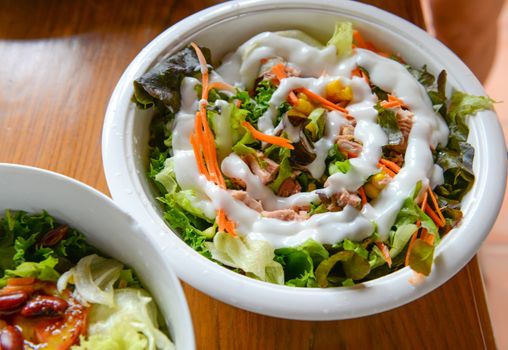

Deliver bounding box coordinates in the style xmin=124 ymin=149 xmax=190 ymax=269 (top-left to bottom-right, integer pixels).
xmin=0 ymin=0 xmax=496 ymax=348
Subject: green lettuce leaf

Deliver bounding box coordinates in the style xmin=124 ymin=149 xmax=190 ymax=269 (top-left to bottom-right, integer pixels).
xmin=0 ymin=256 xmax=60 ymax=287
xmin=448 ymin=91 xmax=494 ymax=123
xmin=304 ymin=108 xmax=326 ymax=142
xmin=389 ymin=224 xmax=418 ymax=258
xmin=75 ymin=288 xmax=174 ymax=350
xmin=408 ymin=239 xmax=435 ymax=276
xmin=158 ymin=195 xmax=212 ymax=257
xmin=315 ymin=251 xmax=370 ymax=287
xmin=327 ymin=22 xmax=353 ymax=57
xmin=268 ymin=157 xmax=292 ymax=193
xmin=374 ymin=103 xmax=403 ymax=145
xmin=173 ymin=190 xmax=214 ymax=222
xmin=206 ymin=231 xmax=284 ymax=284
xmin=154 ymin=157 xmax=179 ymax=195
xmin=233 ymin=80 xmax=278 ymax=125
xmin=274 ymin=239 xmax=328 ymax=287
xmin=328 ymin=159 xmax=351 ymax=175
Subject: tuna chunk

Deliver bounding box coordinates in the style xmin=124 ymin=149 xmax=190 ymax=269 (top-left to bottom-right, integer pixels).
xmin=336 ymin=124 xmax=362 ymax=157
xmin=319 ymin=191 xmax=361 ymax=212
xmin=262 ymin=209 xmax=308 ymax=221
xmin=230 ymin=190 xmax=263 ymax=212
xmin=278 ymin=178 xmax=302 ymax=197
xmin=243 ymin=152 xmax=280 ymax=185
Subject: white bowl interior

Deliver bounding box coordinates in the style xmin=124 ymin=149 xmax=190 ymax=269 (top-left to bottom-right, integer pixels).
xmin=103 ymin=0 xmax=507 ymax=320
xmin=0 ymin=164 xmax=195 ymax=349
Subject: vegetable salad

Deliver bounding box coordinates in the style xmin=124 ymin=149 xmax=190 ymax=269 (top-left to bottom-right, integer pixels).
xmin=0 ymin=210 xmax=174 ymax=349
xmin=134 ymin=23 xmax=493 ymax=288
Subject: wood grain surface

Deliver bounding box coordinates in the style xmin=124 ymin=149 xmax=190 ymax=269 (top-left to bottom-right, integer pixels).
xmin=0 ymin=0 xmax=495 ymax=349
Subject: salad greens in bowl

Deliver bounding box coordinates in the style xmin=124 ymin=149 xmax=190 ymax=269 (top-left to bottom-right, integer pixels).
xmin=102 ymin=0 xmax=506 ymax=320
xmin=0 ymin=164 xmax=195 ymax=349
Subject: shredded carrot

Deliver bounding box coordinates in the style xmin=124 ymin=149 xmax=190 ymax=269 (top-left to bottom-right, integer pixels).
xmin=424 ymin=206 xmax=445 ymax=228
xmin=351 ymin=67 xmax=370 ymax=85
xmin=242 ymin=121 xmax=294 ymax=150
xmin=377 ymin=163 xmax=397 ymax=177
xmin=420 ymin=191 xmax=428 ymax=213
xmin=234 ymin=99 xmax=242 ymax=108
xmin=295 ymin=87 xmax=349 ymax=114
xmin=427 ymin=188 xmax=446 ymax=225
xmin=288 ymin=91 xmax=299 ymax=106
xmin=405 ymin=231 xmax=418 ymax=266
xmin=380 ymin=94 xmax=408 ymax=109
xmin=208 ymin=81 xmax=235 ymax=92
xmin=376 ymin=242 xmax=392 ymax=267
xmin=190 ymin=42 xmax=209 ymax=100
xmin=358 ymin=187 xmax=367 ymax=206
xmin=379 ymin=158 xmax=401 ymax=174
xmin=191 ymin=43 xmax=236 ymax=235
xmin=189 ymin=132 xmax=210 ymax=180
xmin=420 ymin=228 xmax=435 ymax=245
xmin=271 ymin=63 xmax=288 ymax=82
xmin=353 ymin=30 xmax=367 ymax=49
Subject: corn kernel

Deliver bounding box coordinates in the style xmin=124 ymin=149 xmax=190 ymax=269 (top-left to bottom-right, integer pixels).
xmin=325 ymin=80 xmax=353 ymax=103
xmin=294 ymin=98 xmax=314 ymax=115
xmin=364 ymin=183 xmax=380 ymax=199
xmin=308 ymin=182 xmax=317 ymax=191
xmin=371 ymin=172 xmax=387 ymax=190
xmin=296 ymin=92 xmax=309 ymax=101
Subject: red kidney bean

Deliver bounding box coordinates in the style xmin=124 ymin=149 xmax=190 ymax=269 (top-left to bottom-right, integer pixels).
xmin=20 ymin=295 xmax=68 ymax=317
xmin=0 ymin=325 xmax=23 ymax=350
xmin=37 ymin=224 xmax=68 ymax=247
xmin=0 ymin=291 xmax=28 ymax=312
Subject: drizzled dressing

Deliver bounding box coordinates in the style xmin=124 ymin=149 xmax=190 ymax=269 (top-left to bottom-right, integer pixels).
xmin=171 ymin=32 xmax=448 ymax=248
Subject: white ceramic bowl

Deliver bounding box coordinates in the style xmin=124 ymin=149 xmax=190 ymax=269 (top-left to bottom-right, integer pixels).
xmin=0 ymin=163 xmax=195 ymax=349
xmin=102 ymin=0 xmax=507 ymax=320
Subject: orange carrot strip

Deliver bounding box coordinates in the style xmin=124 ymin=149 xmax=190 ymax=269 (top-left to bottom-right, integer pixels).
xmin=424 ymin=206 xmax=445 ymax=228
xmin=288 ymin=91 xmax=299 ymax=106
xmin=351 ymin=67 xmax=370 ymax=85
xmin=217 ymin=209 xmax=226 ymax=233
xmin=195 ymin=112 xmax=218 ymax=184
xmin=241 ymin=121 xmax=295 ymax=150
xmin=420 ymin=191 xmax=428 ymax=213
xmin=376 ymin=242 xmax=392 ymax=267
xmin=190 ymin=42 xmax=209 ymax=100
xmin=358 ymin=187 xmax=367 ymax=206
xmin=405 ymin=230 xmax=418 ymax=266
xmin=380 ymin=101 xmax=402 ymax=109
xmin=427 ymin=188 xmax=446 ymax=225
xmin=377 ymin=163 xmax=396 ymax=177
xmin=189 ymin=132 xmax=210 ymax=180
xmin=271 ymin=63 xmax=288 ymax=81
xmin=388 ymin=94 xmax=408 ymax=108
xmin=379 ymin=158 xmax=401 ymax=174
xmin=353 ymin=30 xmax=367 ymax=49
xmin=295 ymin=87 xmax=349 ymax=114
xmin=208 ymin=81 xmax=235 ymax=92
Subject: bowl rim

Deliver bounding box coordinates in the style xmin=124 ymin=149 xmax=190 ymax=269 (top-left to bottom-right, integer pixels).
xmin=0 ymin=162 xmax=196 ymax=348
xmin=102 ymin=0 xmax=507 ymax=320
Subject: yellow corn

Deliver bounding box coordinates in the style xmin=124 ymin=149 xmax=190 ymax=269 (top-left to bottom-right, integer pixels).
xmin=325 ymin=80 xmax=353 ymax=103
xmin=296 ymin=92 xmax=309 ymax=101
xmin=364 ymin=183 xmax=380 ymax=199
xmin=371 ymin=172 xmax=387 ymax=190
xmin=294 ymin=98 xmax=314 ymax=115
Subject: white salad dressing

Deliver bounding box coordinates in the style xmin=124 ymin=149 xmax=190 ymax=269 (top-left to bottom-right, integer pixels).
xmin=171 ymin=32 xmax=448 ymax=247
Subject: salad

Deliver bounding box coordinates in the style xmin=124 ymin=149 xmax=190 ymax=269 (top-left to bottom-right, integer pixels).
xmin=134 ymin=23 xmax=493 ymax=288
xmin=0 ymin=210 xmax=174 ymax=349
